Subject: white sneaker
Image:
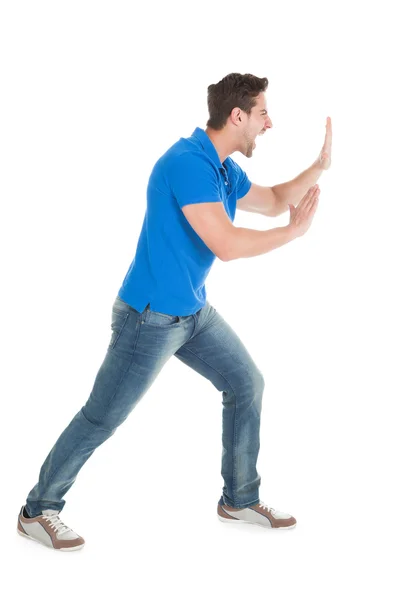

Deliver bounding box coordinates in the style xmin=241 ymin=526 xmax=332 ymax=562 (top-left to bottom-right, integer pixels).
xmin=17 ymin=505 xmax=85 ymax=551
xmin=217 ymin=499 xmax=297 ymax=529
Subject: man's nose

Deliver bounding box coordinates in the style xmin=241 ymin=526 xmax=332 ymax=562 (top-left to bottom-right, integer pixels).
xmin=261 ymin=117 xmax=272 ymax=133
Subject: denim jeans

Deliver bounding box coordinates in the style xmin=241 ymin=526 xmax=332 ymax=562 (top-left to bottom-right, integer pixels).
xmin=25 ymin=296 xmax=264 ymax=516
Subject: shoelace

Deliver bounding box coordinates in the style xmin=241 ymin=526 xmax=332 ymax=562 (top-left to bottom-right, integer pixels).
xmin=42 ymin=514 xmax=72 ymax=536
xmin=259 ymin=501 xmax=275 ymax=514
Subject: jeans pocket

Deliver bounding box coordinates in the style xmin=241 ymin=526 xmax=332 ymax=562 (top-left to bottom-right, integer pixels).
xmin=108 ymin=300 xmax=131 ymax=350
xmin=142 ymin=308 xmax=181 ymax=327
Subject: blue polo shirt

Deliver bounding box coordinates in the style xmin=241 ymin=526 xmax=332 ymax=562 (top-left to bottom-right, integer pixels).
xmin=117 ymin=127 xmax=252 ymax=316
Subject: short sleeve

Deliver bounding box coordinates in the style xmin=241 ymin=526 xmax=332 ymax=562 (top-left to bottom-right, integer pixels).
xmin=233 ymin=160 xmax=252 ymax=199
xmin=168 ymin=152 xmax=222 ymax=209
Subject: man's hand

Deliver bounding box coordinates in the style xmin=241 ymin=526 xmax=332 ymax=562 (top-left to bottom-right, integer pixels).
xmin=316 ymin=116 xmax=332 ymax=170
xmin=288 ymin=185 xmax=320 ymax=238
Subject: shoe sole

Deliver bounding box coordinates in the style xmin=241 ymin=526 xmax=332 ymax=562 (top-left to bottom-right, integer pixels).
xmin=218 ymin=514 xmax=296 ymax=529
xmin=17 ymin=528 xmax=85 ymax=551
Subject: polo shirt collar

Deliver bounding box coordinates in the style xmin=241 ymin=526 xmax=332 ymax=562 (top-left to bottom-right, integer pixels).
xmin=191 ymin=127 xmax=224 ymax=170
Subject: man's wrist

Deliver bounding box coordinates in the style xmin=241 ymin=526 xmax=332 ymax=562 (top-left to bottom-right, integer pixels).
xmin=286 ymin=223 xmax=300 ymax=241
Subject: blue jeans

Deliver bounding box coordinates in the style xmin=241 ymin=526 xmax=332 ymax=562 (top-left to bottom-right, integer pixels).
xmin=26 ymin=296 xmax=264 ymax=516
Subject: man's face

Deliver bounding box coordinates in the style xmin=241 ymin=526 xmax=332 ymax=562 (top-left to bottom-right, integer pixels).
xmin=241 ymin=92 xmax=273 ymax=158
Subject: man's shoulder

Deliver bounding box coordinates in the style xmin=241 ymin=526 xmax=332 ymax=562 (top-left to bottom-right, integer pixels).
xmin=161 ymin=147 xmax=216 ymax=175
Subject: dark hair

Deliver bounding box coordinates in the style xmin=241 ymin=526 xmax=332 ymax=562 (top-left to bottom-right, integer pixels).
xmin=206 ymin=73 xmax=269 ymax=130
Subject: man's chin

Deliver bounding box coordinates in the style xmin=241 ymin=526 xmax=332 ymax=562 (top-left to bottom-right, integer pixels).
xmin=245 ymin=147 xmax=253 ymax=158
xmin=237 ymin=145 xmax=253 ymax=158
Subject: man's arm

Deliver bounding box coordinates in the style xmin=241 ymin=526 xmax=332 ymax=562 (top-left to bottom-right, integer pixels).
xmin=273 ymin=116 xmax=332 ymax=215
xmin=271 ymin=161 xmax=324 ymax=216
xmin=236 ymin=162 xmax=323 ymax=217
xmin=224 ymin=224 xmax=297 ymax=260
xmin=237 ymin=162 xmax=323 ymax=217
xmin=226 ymin=185 xmax=320 ymax=260
xmin=181 ymin=187 xmax=319 ymax=262
xmin=238 ymin=116 xmax=332 ymax=217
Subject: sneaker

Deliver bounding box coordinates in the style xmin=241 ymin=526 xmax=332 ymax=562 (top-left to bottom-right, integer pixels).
xmin=217 ymin=498 xmax=297 ymax=529
xmin=17 ymin=505 xmax=85 ymax=551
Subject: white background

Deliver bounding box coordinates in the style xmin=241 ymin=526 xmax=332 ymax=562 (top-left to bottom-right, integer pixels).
xmin=1 ymin=0 xmax=399 ymax=598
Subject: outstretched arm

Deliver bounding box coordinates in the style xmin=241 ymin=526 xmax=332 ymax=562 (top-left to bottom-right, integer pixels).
xmin=271 ymin=117 xmax=332 ymax=216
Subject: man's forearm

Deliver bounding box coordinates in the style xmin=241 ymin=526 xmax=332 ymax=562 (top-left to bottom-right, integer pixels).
xmin=224 ymin=224 xmax=297 ymax=261
xmin=271 ymin=161 xmax=324 ymax=216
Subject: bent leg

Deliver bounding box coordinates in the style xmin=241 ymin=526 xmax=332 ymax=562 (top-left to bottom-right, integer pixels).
xmin=174 ymin=302 xmax=265 ymax=509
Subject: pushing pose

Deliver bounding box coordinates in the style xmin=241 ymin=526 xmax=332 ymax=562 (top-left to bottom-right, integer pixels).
xmin=17 ymin=72 xmax=332 ymax=551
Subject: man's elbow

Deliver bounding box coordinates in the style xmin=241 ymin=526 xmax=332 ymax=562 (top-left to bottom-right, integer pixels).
xmin=218 ymin=232 xmax=237 ymax=262
xmin=273 ymin=200 xmax=289 ymax=217
xmin=270 ymin=189 xmax=288 ymax=217
xmin=216 ymin=246 xmax=230 ymax=262
xmin=219 ymin=251 xmax=231 ymax=262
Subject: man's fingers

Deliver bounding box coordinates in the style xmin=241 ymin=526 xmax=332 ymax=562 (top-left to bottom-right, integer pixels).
xmin=323 ymin=116 xmax=332 ymax=151
xmin=301 ymin=186 xmax=319 ymax=212
xmin=299 ymin=185 xmax=318 ymax=207
xmin=306 ymin=194 xmax=319 ymax=216
xmin=308 ymin=195 xmax=320 ymax=216
xmin=302 ymin=190 xmax=320 ymax=218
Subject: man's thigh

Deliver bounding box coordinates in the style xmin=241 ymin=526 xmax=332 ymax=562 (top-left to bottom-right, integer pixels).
xmin=174 ymin=302 xmax=264 ymax=393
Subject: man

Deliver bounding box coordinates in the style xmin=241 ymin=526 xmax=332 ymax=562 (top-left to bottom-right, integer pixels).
xmin=17 ymin=73 xmax=332 ymax=551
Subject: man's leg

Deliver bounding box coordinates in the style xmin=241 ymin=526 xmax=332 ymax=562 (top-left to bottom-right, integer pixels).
xmin=174 ymin=301 xmax=264 ymax=509
xmin=25 ymin=297 xmax=187 ymax=517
